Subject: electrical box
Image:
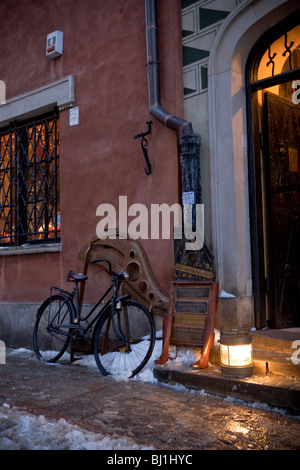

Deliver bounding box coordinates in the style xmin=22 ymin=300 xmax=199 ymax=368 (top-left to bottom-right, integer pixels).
xmin=46 ymin=31 xmax=63 ymax=59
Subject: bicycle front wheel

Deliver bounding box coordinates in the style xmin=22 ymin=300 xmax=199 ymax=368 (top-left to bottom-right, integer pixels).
xmin=33 ymin=294 xmax=75 ymax=363
xmin=93 ymin=300 xmax=155 ymax=378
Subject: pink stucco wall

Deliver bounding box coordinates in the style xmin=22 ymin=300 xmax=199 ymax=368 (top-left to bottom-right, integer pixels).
xmin=0 ymin=0 xmax=184 ymax=303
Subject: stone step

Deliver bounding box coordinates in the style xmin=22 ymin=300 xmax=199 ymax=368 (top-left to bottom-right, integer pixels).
xmin=209 ymin=344 xmax=300 ymax=379
xmin=155 ymin=330 xmax=300 ymax=412
xmin=251 ymin=328 xmax=300 ymax=354
xmin=252 ymin=348 xmax=300 ymax=378
xmin=153 ymin=363 xmax=300 ymax=413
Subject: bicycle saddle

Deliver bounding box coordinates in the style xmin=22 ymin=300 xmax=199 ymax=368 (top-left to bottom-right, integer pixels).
xmin=66 ymin=270 xmax=88 ymax=282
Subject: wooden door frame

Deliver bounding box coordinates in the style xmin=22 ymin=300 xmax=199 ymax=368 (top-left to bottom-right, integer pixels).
xmin=246 ymin=14 xmax=300 ymax=329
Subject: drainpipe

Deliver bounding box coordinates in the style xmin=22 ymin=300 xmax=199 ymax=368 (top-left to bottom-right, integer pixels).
xmin=145 ymin=0 xmax=202 ymax=213
xmin=145 ymin=0 xmax=193 ymax=138
xmin=145 ymin=1 xmax=216 ymax=366
xmin=144 ymin=0 xmax=215 ymax=281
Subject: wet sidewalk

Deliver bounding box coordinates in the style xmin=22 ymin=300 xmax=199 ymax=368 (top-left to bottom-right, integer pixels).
xmin=154 ymin=328 xmax=300 ymax=414
xmin=1 ymin=348 xmax=300 ymax=450
xmin=154 ymin=362 xmax=300 ymax=413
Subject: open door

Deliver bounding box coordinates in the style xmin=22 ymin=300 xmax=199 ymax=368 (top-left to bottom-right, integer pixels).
xmin=247 ymin=18 xmax=300 ymax=329
xmin=263 ymin=91 xmax=300 ymax=328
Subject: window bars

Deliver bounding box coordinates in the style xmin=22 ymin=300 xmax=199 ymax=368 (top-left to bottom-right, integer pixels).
xmin=0 ymin=111 xmax=60 ymax=246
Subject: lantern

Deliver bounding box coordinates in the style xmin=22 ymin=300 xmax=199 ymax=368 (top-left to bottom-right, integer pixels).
xmin=220 ymin=327 xmax=253 ymax=377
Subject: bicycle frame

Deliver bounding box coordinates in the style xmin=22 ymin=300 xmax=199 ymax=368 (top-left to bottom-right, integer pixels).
xmin=49 ymin=272 xmax=129 ymax=339
xmin=33 ymin=257 xmax=155 ymax=377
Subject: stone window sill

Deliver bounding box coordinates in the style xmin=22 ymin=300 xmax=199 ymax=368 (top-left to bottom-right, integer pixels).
xmin=0 ymin=243 xmax=61 ymax=256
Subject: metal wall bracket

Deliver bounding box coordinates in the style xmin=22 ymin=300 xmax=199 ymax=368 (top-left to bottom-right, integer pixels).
xmin=134 ymin=121 xmax=152 ymax=175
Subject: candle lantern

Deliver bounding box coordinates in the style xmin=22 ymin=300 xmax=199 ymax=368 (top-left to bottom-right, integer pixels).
xmin=220 ymin=326 xmax=253 ymax=377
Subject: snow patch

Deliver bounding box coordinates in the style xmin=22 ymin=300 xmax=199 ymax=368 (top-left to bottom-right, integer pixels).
xmin=0 ymin=404 xmax=153 ymax=450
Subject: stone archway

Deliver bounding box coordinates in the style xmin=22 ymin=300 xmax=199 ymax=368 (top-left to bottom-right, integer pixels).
xmin=207 ymin=0 xmax=299 ymax=328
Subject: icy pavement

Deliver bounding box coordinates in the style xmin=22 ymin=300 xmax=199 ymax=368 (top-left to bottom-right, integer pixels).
xmin=0 ymin=340 xmax=165 ymax=451
xmin=1 ymin=341 xmax=300 ymax=451
xmin=0 ymin=403 xmax=153 ymax=450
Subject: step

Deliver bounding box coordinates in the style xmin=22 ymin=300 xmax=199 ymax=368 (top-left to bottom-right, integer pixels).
xmin=251 ymin=328 xmax=300 ymax=354
xmin=154 ymin=328 xmax=300 ymax=412
xmin=209 ymin=345 xmax=300 ymax=378
xmin=252 ymin=348 xmax=300 ymax=378
xmin=153 ymin=363 xmax=300 ymax=412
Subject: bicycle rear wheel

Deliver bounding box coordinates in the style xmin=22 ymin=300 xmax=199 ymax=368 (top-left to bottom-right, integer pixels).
xmin=93 ymin=300 xmax=155 ymax=378
xmin=33 ymin=294 xmax=75 ymax=363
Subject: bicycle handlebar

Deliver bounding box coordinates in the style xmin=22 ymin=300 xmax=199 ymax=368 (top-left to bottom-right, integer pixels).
xmin=91 ymin=258 xmax=129 ymax=280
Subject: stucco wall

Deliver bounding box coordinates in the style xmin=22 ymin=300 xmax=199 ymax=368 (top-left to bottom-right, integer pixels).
xmin=0 ymin=0 xmax=184 ymax=314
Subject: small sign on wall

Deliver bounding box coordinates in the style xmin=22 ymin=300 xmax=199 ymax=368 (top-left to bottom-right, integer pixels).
xmin=69 ymin=107 xmax=79 ymax=126
xmin=0 ymin=80 xmax=6 ymax=105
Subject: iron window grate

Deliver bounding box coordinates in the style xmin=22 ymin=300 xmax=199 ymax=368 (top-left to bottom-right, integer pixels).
xmin=0 ymin=111 xmax=60 ymax=246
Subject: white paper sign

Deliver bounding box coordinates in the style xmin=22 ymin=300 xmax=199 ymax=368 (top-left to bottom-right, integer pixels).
xmin=69 ymin=107 xmax=79 ymax=126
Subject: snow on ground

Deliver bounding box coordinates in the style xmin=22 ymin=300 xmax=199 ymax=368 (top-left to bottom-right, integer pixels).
xmin=0 ymin=332 xmax=205 ymax=450
xmin=69 ymin=330 xmax=203 ymax=383
xmin=0 ymin=403 xmax=154 ymax=450
xmin=1 ymin=330 xmax=298 ymax=450
xmin=0 ymin=338 xmax=166 ymax=450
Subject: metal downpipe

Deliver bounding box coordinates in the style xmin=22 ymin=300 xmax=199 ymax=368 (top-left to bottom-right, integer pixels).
xmin=145 ymin=0 xmax=193 ymax=137
xmin=144 ymin=0 xmax=215 ymax=281
xmin=144 ymin=0 xmax=202 ymax=211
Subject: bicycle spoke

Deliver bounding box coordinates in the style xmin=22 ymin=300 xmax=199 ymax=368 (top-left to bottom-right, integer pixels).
xmin=93 ymin=301 xmax=155 ymax=378
xmin=33 ymin=294 xmax=75 ymax=363
xmin=33 ymin=262 xmax=155 ymax=377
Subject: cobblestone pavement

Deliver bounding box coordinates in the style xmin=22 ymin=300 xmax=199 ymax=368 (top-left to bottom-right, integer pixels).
xmin=1 ymin=349 xmax=300 ymax=451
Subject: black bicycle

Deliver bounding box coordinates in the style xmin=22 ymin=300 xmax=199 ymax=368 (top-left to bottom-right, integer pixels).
xmin=33 ymin=258 xmax=156 ymax=378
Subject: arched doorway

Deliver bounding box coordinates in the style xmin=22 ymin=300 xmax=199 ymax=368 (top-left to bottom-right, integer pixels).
xmin=247 ymin=15 xmax=300 ymax=328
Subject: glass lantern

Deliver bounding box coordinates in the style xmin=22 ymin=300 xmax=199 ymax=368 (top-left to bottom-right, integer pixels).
xmin=220 ymin=327 xmax=253 ymax=377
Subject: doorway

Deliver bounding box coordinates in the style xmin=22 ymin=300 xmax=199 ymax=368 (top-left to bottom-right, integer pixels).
xmin=247 ymin=17 xmax=300 ymax=329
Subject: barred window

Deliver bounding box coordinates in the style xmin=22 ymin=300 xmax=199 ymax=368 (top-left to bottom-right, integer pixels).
xmin=0 ymin=111 xmax=60 ymax=246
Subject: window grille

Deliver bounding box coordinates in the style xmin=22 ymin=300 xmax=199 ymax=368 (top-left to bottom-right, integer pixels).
xmin=0 ymin=111 xmax=60 ymax=246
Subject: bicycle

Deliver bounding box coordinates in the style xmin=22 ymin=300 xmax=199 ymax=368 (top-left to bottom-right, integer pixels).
xmin=33 ymin=258 xmax=156 ymax=378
